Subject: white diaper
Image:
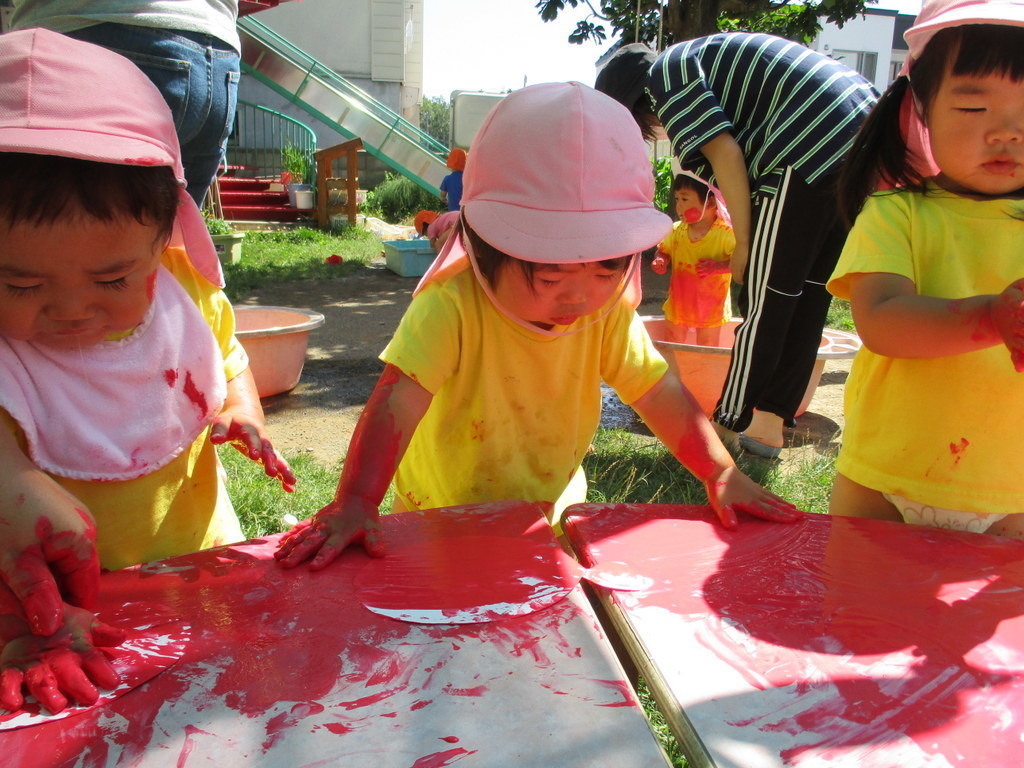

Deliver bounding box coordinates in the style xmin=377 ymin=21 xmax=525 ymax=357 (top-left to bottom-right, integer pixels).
xmin=883 ymin=493 xmax=1007 ymax=534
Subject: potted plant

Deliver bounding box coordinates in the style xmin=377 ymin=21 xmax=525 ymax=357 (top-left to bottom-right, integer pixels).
xmin=281 ymin=143 xmax=314 ymax=208
xmin=205 ymin=215 xmax=245 ymax=265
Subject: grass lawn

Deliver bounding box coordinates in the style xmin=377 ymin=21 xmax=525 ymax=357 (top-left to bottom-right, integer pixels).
xmin=220 ymin=227 xmax=849 ymax=768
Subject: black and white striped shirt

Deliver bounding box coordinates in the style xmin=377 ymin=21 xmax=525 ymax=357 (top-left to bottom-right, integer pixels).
xmin=648 ymin=33 xmax=879 ymax=195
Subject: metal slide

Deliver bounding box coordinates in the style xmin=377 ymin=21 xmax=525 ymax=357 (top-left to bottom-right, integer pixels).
xmin=238 ymin=16 xmax=449 ymax=195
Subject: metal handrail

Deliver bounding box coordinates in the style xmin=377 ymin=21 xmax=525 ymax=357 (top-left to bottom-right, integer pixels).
xmin=227 ymin=100 xmax=317 ymax=181
xmin=238 ymin=16 xmax=449 ymax=159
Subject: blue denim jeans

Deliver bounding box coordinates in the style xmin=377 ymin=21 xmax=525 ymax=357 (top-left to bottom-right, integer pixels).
xmin=67 ymin=23 xmax=240 ymax=206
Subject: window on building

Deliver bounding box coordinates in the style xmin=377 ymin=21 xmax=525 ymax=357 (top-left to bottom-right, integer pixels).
xmin=889 ymin=53 xmax=908 ymax=84
xmin=831 ymin=49 xmax=878 ymax=82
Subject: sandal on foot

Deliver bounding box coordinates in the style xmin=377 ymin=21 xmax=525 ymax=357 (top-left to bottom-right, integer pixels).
xmin=738 ymin=433 xmax=783 ymax=459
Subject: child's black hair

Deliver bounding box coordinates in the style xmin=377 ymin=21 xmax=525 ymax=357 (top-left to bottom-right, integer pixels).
xmin=0 ymin=154 xmax=179 ymax=241
xmin=464 ymin=223 xmax=631 ymax=293
xmin=671 ymin=173 xmax=713 ymax=203
xmin=631 ymin=94 xmax=661 ymax=144
xmin=838 ymin=25 xmax=1024 ymax=225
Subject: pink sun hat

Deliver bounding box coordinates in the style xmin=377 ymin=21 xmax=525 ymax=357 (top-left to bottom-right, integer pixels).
xmin=904 ymin=0 xmax=1024 ymax=67
xmin=0 ymin=28 xmax=224 ymax=287
xmin=462 ymin=81 xmax=670 ymax=263
xmin=893 ymin=0 xmax=1024 ymax=183
xmin=416 ymin=81 xmax=671 ymax=294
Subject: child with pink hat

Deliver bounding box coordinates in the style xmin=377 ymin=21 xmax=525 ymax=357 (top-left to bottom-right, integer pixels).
xmin=276 ymin=81 xmax=800 ymax=570
xmin=0 ymin=28 xmax=294 ymax=714
xmin=829 ymin=0 xmax=1024 ymax=536
xmin=652 ymin=172 xmax=735 ymax=348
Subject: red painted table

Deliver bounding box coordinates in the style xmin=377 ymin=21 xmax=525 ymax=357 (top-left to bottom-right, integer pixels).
xmin=4 ymin=502 xmax=671 ymax=767
xmin=563 ymin=503 xmax=1024 ymax=768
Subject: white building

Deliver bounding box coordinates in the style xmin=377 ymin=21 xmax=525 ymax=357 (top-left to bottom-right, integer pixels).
xmin=811 ymin=5 xmax=918 ymax=88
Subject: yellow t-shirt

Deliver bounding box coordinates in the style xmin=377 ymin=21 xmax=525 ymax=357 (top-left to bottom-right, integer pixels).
xmin=1 ymin=247 xmax=248 ymax=570
xmin=828 ymin=188 xmax=1024 ymax=516
xmin=659 ymin=219 xmax=734 ymax=327
xmin=381 ymin=269 xmax=668 ymax=520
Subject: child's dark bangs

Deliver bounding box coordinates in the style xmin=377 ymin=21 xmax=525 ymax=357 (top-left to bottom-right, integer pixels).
xmin=598 ymin=256 xmax=631 ymax=272
xmin=951 ymin=26 xmax=1024 ymax=82
xmin=0 ymin=155 xmax=177 ymax=238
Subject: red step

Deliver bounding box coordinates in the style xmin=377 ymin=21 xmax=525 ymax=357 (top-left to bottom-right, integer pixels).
xmin=238 ymin=1 xmax=284 ymax=17
xmin=218 ymin=177 xmax=276 ymax=192
xmin=220 ymin=189 xmax=289 ymax=206
xmin=222 ymin=205 xmax=313 ymax=222
xmin=215 ymin=177 xmax=311 ymax=223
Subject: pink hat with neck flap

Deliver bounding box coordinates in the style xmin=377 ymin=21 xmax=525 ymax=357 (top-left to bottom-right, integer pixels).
xmin=904 ymin=0 xmax=1024 ymax=69
xmin=0 ymin=28 xmax=224 ymax=286
xmin=416 ymin=81 xmax=671 ymax=295
xmin=463 ymin=81 xmax=670 ymax=263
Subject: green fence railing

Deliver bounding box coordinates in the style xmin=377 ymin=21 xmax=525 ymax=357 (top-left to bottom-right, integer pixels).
xmin=227 ymin=100 xmax=317 ymax=183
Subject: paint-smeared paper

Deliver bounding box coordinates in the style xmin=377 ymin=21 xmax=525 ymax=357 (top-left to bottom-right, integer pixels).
xmin=565 ymin=503 xmax=1024 ymax=768
xmin=0 ymin=601 xmax=189 ymax=731
xmin=356 ymin=533 xmax=581 ymax=624
xmin=5 ymin=503 xmax=671 ymax=768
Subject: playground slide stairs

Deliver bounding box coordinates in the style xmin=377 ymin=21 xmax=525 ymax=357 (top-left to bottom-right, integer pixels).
xmin=237 ymin=16 xmax=449 ymax=197
xmin=219 ymin=176 xmax=313 ymax=223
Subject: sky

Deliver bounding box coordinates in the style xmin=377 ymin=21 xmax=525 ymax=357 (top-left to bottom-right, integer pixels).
xmin=422 ymin=0 xmax=608 ymax=99
xmin=421 ymin=0 xmax=924 ymax=100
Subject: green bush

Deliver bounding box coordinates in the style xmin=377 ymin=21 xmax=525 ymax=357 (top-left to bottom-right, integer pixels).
xmin=363 ymin=172 xmax=443 ymax=223
xmin=653 ymin=156 xmax=673 ymax=213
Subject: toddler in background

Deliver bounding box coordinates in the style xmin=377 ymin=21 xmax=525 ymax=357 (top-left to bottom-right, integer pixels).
xmin=426 ymin=210 xmax=460 ymax=253
xmin=0 ymin=29 xmax=293 ymax=714
xmin=652 ymin=173 xmax=734 ymax=346
xmin=439 ymin=147 xmax=466 ymax=211
xmin=276 ymin=82 xmax=800 ymax=570
xmin=828 ymin=0 xmax=1024 ymax=538
xmin=413 ymin=209 xmax=438 ymax=239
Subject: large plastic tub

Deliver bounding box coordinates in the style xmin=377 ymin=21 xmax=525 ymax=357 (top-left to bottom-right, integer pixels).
xmin=642 ymin=316 xmax=861 ymax=417
xmin=383 ymin=240 xmax=435 ymax=277
xmin=233 ymin=306 xmax=325 ymax=398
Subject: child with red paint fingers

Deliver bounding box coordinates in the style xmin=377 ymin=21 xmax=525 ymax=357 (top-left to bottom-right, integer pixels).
xmin=827 ymin=0 xmax=1024 ymax=538
xmin=651 ymin=173 xmax=734 ymax=347
xmin=276 ymin=82 xmax=801 ymax=570
xmin=0 ymin=29 xmax=295 ymax=714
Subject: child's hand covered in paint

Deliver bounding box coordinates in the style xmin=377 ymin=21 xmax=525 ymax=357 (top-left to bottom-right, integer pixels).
xmin=989 ymin=279 xmax=1024 ymax=371
xmin=209 ymin=414 xmax=296 ymax=492
xmin=703 ymin=464 xmax=803 ymax=530
xmin=0 ymin=593 xmax=123 ymax=715
xmin=0 ymin=463 xmax=100 ymax=637
xmin=651 ymin=253 xmax=668 ymax=275
xmin=274 ymin=496 xmax=385 ymax=568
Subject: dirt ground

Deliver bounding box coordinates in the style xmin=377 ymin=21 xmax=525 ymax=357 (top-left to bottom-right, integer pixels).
xmin=240 ymin=258 xmax=849 ymax=468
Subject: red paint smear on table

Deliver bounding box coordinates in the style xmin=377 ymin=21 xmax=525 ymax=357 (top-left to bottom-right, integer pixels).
xmin=410 ymin=747 xmax=476 ymax=767
xmin=565 ymin=503 xmax=1024 ymax=766
xmin=182 ymin=370 xmax=207 ymax=416
xmin=177 ymin=725 xmax=214 ymax=767
xmin=5 ymin=504 xmax=635 ymax=766
xmin=355 ymin=529 xmax=580 ymax=623
xmin=262 ymin=701 xmax=325 ymax=751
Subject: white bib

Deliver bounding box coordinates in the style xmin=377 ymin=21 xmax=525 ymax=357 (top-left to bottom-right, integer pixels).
xmin=0 ymin=268 xmax=227 ymax=481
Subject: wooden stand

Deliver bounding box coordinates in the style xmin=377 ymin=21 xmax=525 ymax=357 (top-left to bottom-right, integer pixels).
xmin=315 ymin=137 xmax=362 ymax=228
